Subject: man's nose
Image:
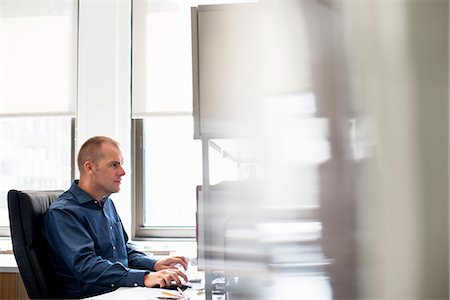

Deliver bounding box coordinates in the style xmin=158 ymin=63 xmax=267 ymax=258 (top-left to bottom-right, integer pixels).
xmin=119 ymin=166 xmax=126 ymax=176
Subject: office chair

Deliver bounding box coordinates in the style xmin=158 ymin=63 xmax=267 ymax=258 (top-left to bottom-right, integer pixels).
xmin=7 ymin=189 xmax=63 ymax=299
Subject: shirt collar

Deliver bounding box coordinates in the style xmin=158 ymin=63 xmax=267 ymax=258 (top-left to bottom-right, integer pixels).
xmin=69 ymin=180 xmax=108 ymax=205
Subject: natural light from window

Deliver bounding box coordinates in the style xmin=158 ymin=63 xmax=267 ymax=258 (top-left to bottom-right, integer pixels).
xmin=0 ymin=117 xmax=72 ymax=227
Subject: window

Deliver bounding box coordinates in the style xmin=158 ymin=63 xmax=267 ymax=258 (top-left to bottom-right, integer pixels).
xmin=133 ymin=117 xmax=202 ymax=238
xmin=0 ymin=0 xmax=77 ymax=236
xmin=0 ymin=117 xmax=74 ymax=231
xmin=132 ymin=0 xmax=246 ymax=238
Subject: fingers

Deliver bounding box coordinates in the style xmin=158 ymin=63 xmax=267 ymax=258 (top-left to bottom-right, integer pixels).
xmin=157 ymin=256 xmax=189 ymax=270
xmin=177 ymin=256 xmax=189 ymax=270
xmin=144 ymin=269 xmax=188 ymax=288
xmin=176 ymin=269 xmax=189 ymax=283
xmin=169 ymin=256 xmax=189 ymax=270
xmin=169 ymin=271 xmax=183 ymax=287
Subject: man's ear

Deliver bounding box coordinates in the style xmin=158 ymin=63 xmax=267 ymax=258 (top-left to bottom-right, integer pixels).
xmin=83 ymin=161 xmax=95 ymax=174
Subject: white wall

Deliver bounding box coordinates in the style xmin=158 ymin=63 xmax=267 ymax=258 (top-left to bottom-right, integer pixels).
xmin=77 ymin=0 xmax=132 ymax=232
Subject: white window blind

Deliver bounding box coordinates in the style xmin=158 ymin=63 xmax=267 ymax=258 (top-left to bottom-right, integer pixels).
xmin=132 ymin=0 xmax=248 ymax=116
xmin=0 ymin=0 xmax=77 ymax=116
xmin=132 ymin=1 xmax=193 ymax=116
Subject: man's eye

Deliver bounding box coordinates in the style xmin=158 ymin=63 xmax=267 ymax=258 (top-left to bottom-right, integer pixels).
xmin=111 ymin=163 xmax=120 ymax=168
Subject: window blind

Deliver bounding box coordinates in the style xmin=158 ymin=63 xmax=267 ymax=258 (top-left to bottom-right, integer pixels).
xmin=0 ymin=1 xmax=77 ymax=116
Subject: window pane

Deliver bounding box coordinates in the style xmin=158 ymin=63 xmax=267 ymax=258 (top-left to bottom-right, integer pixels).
xmin=143 ymin=116 xmax=202 ymax=227
xmin=0 ymin=116 xmax=72 ymax=227
xmin=133 ymin=0 xmax=256 ymax=235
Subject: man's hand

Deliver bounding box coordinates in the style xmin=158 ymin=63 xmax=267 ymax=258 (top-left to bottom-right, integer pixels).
xmin=154 ymin=256 xmax=189 ymax=271
xmin=144 ymin=269 xmax=188 ymax=288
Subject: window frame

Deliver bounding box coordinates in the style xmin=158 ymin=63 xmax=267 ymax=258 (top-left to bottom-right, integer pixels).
xmin=131 ymin=118 xmax=197 ymax=239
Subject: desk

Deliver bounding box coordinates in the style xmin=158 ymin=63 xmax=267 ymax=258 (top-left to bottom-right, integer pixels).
xmin=88 ymin=265 xmax=210 ymax=300
xmin=0 ymin=254 xmax=19 ymax=273
xmin=87 ymin=286 xmax=211 ymax=300
xmin=0 ymin=254 xmax=28 ymax=299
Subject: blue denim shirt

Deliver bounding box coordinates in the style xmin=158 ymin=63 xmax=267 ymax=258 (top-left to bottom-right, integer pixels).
xmin=43 ymin=180 xmax=157 ymax=298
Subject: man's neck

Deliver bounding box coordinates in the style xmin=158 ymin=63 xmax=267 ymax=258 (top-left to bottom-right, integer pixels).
xmin=77 ymin=179 xmax=106 ymax=201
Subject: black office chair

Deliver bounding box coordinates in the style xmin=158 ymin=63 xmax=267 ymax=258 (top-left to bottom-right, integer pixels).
xmin=7 ymin=189 xmax=63 ymax=299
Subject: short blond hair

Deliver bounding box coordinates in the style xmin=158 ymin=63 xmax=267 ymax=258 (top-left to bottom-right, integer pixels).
xmin=77 ymin=136 xmax=120 ymax=174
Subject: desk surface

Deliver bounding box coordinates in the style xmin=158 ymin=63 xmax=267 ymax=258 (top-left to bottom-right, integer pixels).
xmin=0 ymin=254 xmax=19 ymax=273
xmin=88 ymin=265 xmax=208 ymax=300
xmin=88 ymin=286 xmax=209 ymax=300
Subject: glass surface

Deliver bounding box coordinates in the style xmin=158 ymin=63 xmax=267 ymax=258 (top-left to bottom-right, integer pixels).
xmin=0 ymin=116 xmax=72 ymax=227
xmin=136 ymin=0 xmax=249 ymax=229
xmin=143 ymin=116 xmax=202 ymax=227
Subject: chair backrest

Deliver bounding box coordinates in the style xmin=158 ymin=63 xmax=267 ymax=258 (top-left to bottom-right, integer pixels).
xmin=7 ymin=189 xmax=63 ymax=299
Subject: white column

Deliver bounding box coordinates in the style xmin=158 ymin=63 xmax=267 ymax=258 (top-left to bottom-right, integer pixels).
xmin=77 ymin=0 xmax=132 ymax=232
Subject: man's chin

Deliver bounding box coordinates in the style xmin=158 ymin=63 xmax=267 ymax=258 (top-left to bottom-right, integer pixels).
xmin=107 ymin=188 xmax=120 ymax=195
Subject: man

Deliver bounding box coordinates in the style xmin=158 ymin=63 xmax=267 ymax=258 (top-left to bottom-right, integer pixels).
xmin=43 ymin=136 xmax=188 ymax=298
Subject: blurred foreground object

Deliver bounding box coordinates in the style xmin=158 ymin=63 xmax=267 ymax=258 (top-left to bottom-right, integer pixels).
xmin=192 ymin=1 xmax=448 ymax=299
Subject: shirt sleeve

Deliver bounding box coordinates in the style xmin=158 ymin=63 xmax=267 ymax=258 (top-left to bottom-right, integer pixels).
xmin=126 ymin=244 xmax=158 ymax=271
xmin=43 ymin=208 xmax=148 ymax=288
xmin=119 ymin=215 xmax=158 ymax=271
